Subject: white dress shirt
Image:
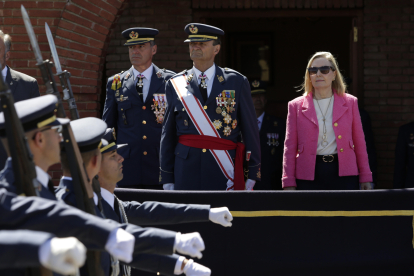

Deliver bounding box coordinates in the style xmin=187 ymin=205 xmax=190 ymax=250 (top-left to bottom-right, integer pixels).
xmin=193 ymin=64 xmax=215 ymax=97
xmin=132 ymin=64 xmax=153 ymax=102
xmin=313 ymin=97 xmax=337 ymax=155
xmin=257 ymin=112 xmax=265 ymax=131
xmin=100 ymin=187 xmax=115 ymax=210
xmin=2 ymin=66 xmax=7 ymax=81
xmin=60 ymin=176 xmax=98 ymax=205
xmin=35 ymin=166 xmax=50 ymax=189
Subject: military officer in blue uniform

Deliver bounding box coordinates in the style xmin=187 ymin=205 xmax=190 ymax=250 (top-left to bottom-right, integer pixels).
xmin=250 ymin=80 xmax=285 ymax=190
xmin=0 ymin=94 xmax=68 ymax=199
xmin=394 ymin=121 xmax=414 ymax=188
xmin=103 ymin=27 xmax=176 ymax=189
xmin=97 ymin=128 xmax=219 ymax=275
xmin=0 ymin=230 xmax=86 ymax=274
xmin=56 ymin=118 xmax=208 ymax=276
xmin=160 ymin=23 xmax=261 ymax=190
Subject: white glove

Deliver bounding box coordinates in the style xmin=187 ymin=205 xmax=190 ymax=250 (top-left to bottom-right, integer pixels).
xmin=163 ymin=183 xmax=175 ymax=190
xmin=174 ymin=232 xmax=205 ymax=259
xmin=105 ymin=228 xmax=135 ymax=263
xmin=209 ymin=207 xmax=233 ymax=227
xmin=183 ymin=259 xmax=211 ymax=276
xmin=245 ymin=179 xmax=256 ymax=190
xmin=360 ymin=182 xmax=374 ymax=190
xmin=39 ymin=237 xmax=86 ymax=275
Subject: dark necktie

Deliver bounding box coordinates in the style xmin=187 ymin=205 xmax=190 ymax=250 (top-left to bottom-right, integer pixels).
xmin=136 ymin=74 xmax=144 ymax=102
xmin=199 ymin=72 xmax=208 ymax=102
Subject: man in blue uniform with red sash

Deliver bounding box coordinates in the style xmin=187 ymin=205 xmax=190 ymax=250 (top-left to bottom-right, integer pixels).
xmin=160 ymin=23 xmax=261 ymax=191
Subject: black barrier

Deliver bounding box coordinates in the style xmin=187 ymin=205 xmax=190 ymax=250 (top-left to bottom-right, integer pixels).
xmin=115 ymin=188 xmax=414 ymax=276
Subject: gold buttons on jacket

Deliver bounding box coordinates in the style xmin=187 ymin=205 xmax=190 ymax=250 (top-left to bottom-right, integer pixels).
xmin=334 ymin=123 xmax=338 ymax=127
xmin=202 ymin=149 xmax=207 ymax=153
xmin=142 ymin=106 xmax=146 ymax=110
xmin=121 ymin=108 xmax=123 ymax=111
xmin=204 ymin=106 xmax=207 ymax=110
xmin=143 ymin=151 xmax=147 ymax=155
xmin=142 ymin=120 xmax=146 ymax=124
xmin=353 ymin=145 xmax=355 ymax=148
xmin=340 ymin=148 xmax=344 ymax=152
xmin=143 ymin=136 xmax=147 ymax=140
xmin=338 ymin=135 xmax=342 ymax=139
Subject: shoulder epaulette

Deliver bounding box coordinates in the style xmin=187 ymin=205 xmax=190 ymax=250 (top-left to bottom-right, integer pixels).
xmin=223 ymin=67 xmax=245 ymax=77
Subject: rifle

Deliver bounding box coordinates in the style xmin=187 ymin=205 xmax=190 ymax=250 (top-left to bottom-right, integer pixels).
xmin=21 ymin=5 xmax=103 ymax=276
xmin=45 ymin=22 xmax=79 ymax=120
xmin=0 ymin=66 xmax=52 ymax=276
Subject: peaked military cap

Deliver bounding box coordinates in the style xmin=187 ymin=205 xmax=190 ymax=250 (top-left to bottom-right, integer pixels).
xmin=100 ymin=128 xmax=127 ymax=154
xmin=0 ymin=94 xmax=69 ymax=137
xmin=250 ymin=80 xmax=267 ymax=95
xmin=122 ymin=27 xmax=159 ymax=46
xmin=70 ymin=117 xmax=107 ymax=153
xmin=184 ymin=23 xmax=224 ymax=42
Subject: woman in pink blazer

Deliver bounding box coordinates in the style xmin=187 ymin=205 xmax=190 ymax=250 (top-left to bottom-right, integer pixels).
xmin=282 ymin=52 xmax=372 ymax=190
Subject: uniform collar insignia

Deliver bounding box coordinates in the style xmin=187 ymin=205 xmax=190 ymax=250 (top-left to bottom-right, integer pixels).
xmin=156 ymin=70 xmax=163 ymax=78
xmin=217 ymin=75 xmax=224 ymax=82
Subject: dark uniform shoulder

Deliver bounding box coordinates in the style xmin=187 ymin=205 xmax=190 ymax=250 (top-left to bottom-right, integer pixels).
xmin=222 ymin=67 xmax=246 ymax=78
xmin=171 ymin=69 xmax=188 ymax=79
xmin=399 ymin=121 xmax=414 ymax=132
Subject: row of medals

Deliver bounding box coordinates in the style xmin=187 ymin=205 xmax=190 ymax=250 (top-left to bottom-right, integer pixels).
xmin=213 ymin=91 xmax=237 ymax=137
xmin=151 ymin=94 xmax=166 ymax=124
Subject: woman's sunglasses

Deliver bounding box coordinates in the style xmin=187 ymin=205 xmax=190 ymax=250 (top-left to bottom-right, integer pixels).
xmin=307 ymin=66 xmax=335 ymax=76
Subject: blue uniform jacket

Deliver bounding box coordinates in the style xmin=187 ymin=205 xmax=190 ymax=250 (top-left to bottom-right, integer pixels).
xmin=0 ymin=157 xmax=56 ymax=200
xmin=160 ymin=65 xmax=261 ymax=190
xmin=101 ymin=199 xmax=179 ymax=276
xmin=102 ymin=64 xmax=176 ymax=187
xmin=0 ymin=230 xmax=52 ymax=268
xmin=394 ymin=122 xmax=414 ymax=188
xmin=255 ymin=113 xmax=285 ymax=190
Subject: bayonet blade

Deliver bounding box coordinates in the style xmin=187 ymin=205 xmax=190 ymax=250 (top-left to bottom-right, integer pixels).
xmin=21 ymin=5 xmax=43 ymax=64
xmin=45 ymin=22 xmax=63 ymax=74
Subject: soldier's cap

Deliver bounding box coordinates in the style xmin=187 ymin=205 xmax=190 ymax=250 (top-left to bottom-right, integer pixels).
xmin=69 ymin=117 xmax=107 ymax=153
xmin=100 ymin=128 xmax=128 ymax=154
xmin=250 ymin=80 xmax=267 ymax=95
xmin=0 ymin=94 xmax=69 ymax=137
xmin=184 ymin=23 xmax=224 ymax=43
xmin=122 ymin=27 xmax=159 ymax=46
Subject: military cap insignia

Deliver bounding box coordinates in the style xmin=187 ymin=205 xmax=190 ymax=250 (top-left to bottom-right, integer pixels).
xmin=189 ymin=24 xmax=198 ymax=34
xmin=252 ymin=80 xmax=260 ymax=88
xmin=129 ymin=31 xmax=139 ymax=39
xmin=217 ymin=75 xmax=224 ymax=82
xmin=156 ymin=70 xmax=163 ymax=78
xmin=213 ymin=120 xmax=222 ymax=130
xmin=111 ymin=74 xmax=122 ymax=90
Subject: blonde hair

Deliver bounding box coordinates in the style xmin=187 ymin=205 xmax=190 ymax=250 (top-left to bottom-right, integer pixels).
xmin=300 ymin=51 xmax=347 ymax=96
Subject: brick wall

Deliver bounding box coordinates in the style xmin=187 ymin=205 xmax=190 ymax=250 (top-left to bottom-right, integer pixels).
xmin=363 ymin=0 xmax=414 ymax=188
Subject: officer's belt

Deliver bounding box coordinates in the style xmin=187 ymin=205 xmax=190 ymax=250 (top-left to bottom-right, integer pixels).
xmin=179 ymin=134 xmax=245 ymax=190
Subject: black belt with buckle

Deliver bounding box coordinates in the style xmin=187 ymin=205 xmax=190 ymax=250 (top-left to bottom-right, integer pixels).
xmin=316 ymin=154 xmax=338 ymax=163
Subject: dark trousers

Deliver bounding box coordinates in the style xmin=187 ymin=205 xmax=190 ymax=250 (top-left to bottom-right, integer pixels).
xmin=296 ymin=157 xmax=359 ymax=190
xmin=120 ymin=184 xmax=164 ymax=190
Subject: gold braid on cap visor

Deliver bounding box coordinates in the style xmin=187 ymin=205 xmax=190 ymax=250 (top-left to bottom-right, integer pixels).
xmin=188 ymin=35 xmax=218 ymax=40
xmin=100 ymin=142 xmax=116 ymax=153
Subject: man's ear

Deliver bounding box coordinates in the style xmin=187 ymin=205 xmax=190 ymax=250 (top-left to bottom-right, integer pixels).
xmin=5 ymin=51 xmax=10 ymax=63
xmin=214 ymin=44 xmax=221 ymax=55
xmin=152 ymin=44 xmax=157 ymax=55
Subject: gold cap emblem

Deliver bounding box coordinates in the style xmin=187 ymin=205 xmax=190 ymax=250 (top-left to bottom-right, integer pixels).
xmin=252 ymin=80 xmax=260 ymax=88
xmin=189 ymin=25 xmax=198 ymax=34
xmin=129 ymin=31 xmax=139 ymax=39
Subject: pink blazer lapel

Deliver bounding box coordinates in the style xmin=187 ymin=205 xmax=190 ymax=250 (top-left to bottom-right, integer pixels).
xmin=332 ymin=92 xmax=348 ymax=123
xmin=301 ymin=93 xmax=318 ymax=126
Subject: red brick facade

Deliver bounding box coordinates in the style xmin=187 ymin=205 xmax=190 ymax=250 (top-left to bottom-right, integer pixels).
xmin=0 ymin=0 xmax=413 ymax=188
